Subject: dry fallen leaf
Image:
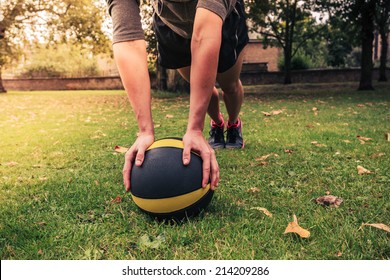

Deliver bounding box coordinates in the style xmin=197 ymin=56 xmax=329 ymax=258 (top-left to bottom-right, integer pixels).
xmin=284 ymin=215 xmax=310 ymax=238
xmin=271 ymin=109 xmax=283 ymax=115
xmin=357 ymin=165 xmax=373 ymax=175
xmin=111 ymin=195 xmax=122 ymax=204
xmin=255 ymin=153 xmax=279 ymax=161
xmin=250 ymin=207 xmax=273 ymax=217
xmin=360 ymin=223 xmax=390 ymax=233
xmin=357 ymin=135 xmax=372 ymax=141
xmin=165 ymin=114 xmax=174 ymax=119
xmin=357 ymin=104 xmax=366 ymax=108
xmin=5 ymin=161 xmax=18 ymax=167
xmin=315 ymin=195 xmax=343 ymax=207
xmin=372 ymin=152 xmax=385 ymax=158
xmin=284 ymin=149 xmax=294 ymax=154
xmin=114 ymin=146 xmax=129 ymax=153
xmin=247 ymin=187 xmax=260 ymax=193
xmin=261 ymin=111 xmax=271 ymax=117
xmin=386 ymin=133 xmax=390 ymax=141
xmin=312 ymin=107 xmax=318 ymax=111
xmin=311 ymin=141 xmax=326 ymax=147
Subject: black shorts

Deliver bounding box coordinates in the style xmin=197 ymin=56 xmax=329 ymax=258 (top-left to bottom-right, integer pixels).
xmin=153 ymin=0 xmax=249 ymax=73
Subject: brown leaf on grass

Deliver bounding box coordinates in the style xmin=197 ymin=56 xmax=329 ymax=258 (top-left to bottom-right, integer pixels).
xmin=114 ymin=146 xmax=128 ymax=153
xmin=312 ymin=107 xmax=318 ymax=111
xmin=284 ymin=215 xmax=310 ymax=238
xmin=255 ymin=153 xmax=279 ymax=161
xmin=385 ymin=133 xmax=390 ymax=141
xmin=5 ymin=161 xmax=18 ymax=166
xmin=357 ymin=165 xmax=373 ymax=175
xmin=311 ymin=141 xmax=327 ymax=147
xmin=247 ymin=187 xmax=260 ymax=193
xmin=360 ymin=223 xmax=390 ymax=233
xmin=271 ymin=109 xmax=283 ymax=115
xmin=261 ymin=111 xmax=272 ymax=117
xmin=336 ymin=252 xmax=343 ymax=257
xmin=357 ymin=104 xmax=366 ymax=108
xmin=38 ymin=250 xmax=43 ymax=255
xmin=165 ymin=114 xmax=174 ymax=119
xmin=284 ymin=149 xmax=294 ymax=154
xmin=111 ymin=196 xmax=122 ymax=204
xmin=315 ymin=195 xmax=343 ymax=207
xmin=250 ymin=207 xmax=273 ymax=218
xmin=36 ymin=221 xmax=47 ymax=226
xmin=305 ymin=124 xmax=315 ymax=128
xmin=357 ymin=135 xmax=373 ymax=141
xmin=372 ymin=152 xmax=385 ymax=158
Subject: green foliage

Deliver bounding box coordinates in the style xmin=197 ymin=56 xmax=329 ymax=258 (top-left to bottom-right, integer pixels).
xmin=278 ymin=54 xmax=311 ymax=71
xmin=21 ymin=44 xmax=100 ymax=78
xmin=0 ymin=0 xmax=111 ymax=78
xmin=246 ymin=1 xmax=329 ymax=82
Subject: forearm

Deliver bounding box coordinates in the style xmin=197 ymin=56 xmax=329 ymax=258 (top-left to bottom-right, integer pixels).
xmin=113 ymin=40 xmax=154 ymax=135
xmin=187 ymin=8 xmax=222 ymax=132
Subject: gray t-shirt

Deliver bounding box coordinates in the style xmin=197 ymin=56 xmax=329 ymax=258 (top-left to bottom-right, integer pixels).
xmin=107 ymin=0 xmax=237 ymax=43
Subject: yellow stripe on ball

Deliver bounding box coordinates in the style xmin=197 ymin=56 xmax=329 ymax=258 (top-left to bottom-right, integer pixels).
xmin=147 ymin=138 xmax=184 ymax=150
xmin=131 ymin=184 xmax=211 ymax=214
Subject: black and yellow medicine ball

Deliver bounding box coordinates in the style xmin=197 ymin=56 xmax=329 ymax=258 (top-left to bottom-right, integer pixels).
xmin=130 ymin=138 xmax=214 ymax=220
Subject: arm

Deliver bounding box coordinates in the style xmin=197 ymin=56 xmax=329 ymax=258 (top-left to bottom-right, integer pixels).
xmin=182 ymin=8 xmax=222 ymax=190
xmin=113 ymin=40 xmax=154 ymax=191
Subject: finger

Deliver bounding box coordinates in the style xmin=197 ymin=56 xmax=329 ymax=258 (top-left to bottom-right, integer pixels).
xmin=200 ymin=149 xmax=211 ymax=188
xmin=182 ymin=144 xmax=191 ymax=166
xmin=123 ymin=149 xmax=136 ymax=192
xmin=209 ymin=149 xmax=219 ymax=190
xmin=135 ymin=146 xmax=146 ymax=167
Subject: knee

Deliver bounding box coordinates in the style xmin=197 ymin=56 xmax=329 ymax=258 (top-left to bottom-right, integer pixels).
xmin=221 ymin=79 xmax=243 ymax=96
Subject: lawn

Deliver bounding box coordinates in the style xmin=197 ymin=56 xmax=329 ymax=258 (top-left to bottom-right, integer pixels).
xmin=0 ymin=82 xmax=389 ymax=260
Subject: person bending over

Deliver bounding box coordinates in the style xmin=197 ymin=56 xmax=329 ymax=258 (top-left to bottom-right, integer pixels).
xmin=106 ymin=0 xmax=249 ymax=191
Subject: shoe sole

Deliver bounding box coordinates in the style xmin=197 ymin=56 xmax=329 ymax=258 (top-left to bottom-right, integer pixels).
xmin=225 ymin=142 xmax=244 ymax=149
xmin=210 ymin=143 xmax=226 ymax=149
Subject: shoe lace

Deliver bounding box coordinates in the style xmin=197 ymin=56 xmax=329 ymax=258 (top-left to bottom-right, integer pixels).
xmin=227 ymin=127 xmax=239 ymax=141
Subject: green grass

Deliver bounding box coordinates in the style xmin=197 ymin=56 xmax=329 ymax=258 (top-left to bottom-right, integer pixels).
xmin=0 ymin=83 xmax=389 ymax=260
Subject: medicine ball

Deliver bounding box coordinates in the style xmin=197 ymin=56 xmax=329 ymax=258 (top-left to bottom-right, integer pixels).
xmin=130 ymin=138 xmax=214 ymax=220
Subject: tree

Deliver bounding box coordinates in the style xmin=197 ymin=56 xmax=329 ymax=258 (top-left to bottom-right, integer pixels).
xmin=375 ymin=0 xmax=390 ymax=81
xmin=325 ymin=15 xmax=359 ymax=68
xmin=0 ymin=0 xmax=110 ymax=92
xmin=332 ymin=0 xmax=377 ymax=90
xmin=246 ymin=0 xmax=328 ymax=84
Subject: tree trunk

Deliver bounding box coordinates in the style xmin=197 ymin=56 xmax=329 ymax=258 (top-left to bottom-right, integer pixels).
xmin=156 ymin=64 xmax=168 ymax=91
xmin=378 ymin=29 xmax=388 ymax=82
xmin=283 ymin=47 xmax=292 ymax=84
xmin=358 ymin=3 xmax=375 ymax=91
xmin=0 ymin=67 xmax=7 ymax=93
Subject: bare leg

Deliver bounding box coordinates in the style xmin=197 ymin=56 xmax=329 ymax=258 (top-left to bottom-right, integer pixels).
xmin=177 ymin=67 xmax=223 ymax=125
xmin=216 ymin=49 xmax=246 ymax=124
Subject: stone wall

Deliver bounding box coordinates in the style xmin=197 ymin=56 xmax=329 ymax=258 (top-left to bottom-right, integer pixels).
xmin=3 ymin=68 xmax=389 ymax=91
xmin=240 ymin=68 xmax=390 ymax=85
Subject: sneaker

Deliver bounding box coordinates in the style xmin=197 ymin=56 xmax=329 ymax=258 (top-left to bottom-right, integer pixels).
xmin=225 ymin=118 xmax=244 ymax=149
xmin=208 ymin=119 xmax=225 ymax=149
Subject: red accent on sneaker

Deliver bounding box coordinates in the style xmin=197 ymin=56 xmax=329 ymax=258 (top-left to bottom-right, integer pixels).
xmin=211 ymin=114 xmax=225 ymax=128
xmin=227 ymin=118 xmax=241 ymax=128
